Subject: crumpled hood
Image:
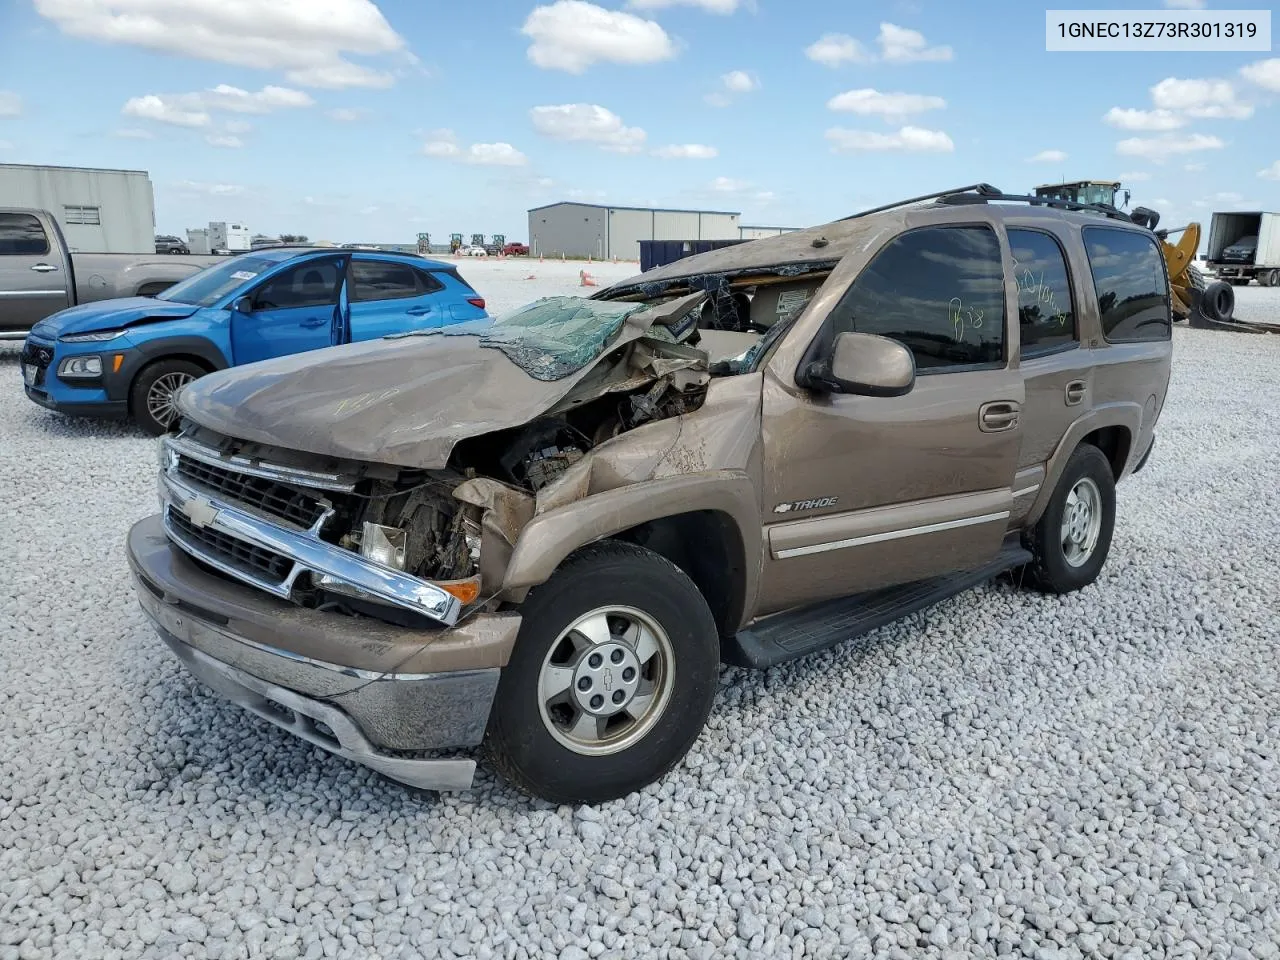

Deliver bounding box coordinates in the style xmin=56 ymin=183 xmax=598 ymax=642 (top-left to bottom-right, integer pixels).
xmin=177 ymin=322 xmax=654 ymax=470
xmin=31 ymin=297 xmax=201 ymax=339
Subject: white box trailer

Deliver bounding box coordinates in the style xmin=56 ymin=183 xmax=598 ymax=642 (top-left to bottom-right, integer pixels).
xmin=1207 ymin=211 xmax=1280 ymax=286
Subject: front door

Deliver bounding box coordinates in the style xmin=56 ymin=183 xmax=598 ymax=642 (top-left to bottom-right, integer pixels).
xmin=345 ymin=257 xmax=447 ymax=342
xmin=757 ymin=223 xmax=1024 ymax=615
xmin=231 ymin=257 xmax=346 ymax=365
xmin=0 ymin=212 xmax=70 ymax=336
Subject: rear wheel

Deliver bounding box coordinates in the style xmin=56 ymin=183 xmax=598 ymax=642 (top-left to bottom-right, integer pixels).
xmin=1023 ymin=444 xmax=1116 ymax=594
xmin=485 ymin=541 xmax=720 ymax=804
xmin=130 ymin=359 xmax=204 ymax=436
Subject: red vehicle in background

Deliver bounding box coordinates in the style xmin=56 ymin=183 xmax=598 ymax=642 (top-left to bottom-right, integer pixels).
xmin=502 ymin=242 xmax=529 ymax=256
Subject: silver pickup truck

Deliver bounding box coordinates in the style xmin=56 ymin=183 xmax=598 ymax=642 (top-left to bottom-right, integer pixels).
xmin=0 ymin=207 xmax=222 ymax=340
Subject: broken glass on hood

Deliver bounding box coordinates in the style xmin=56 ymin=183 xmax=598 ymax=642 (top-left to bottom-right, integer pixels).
xmin=427 ymin=296 xmax=649 ymax=381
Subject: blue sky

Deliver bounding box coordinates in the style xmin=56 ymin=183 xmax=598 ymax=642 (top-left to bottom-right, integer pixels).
xmin=0 ymin=0 xmax=1276 ymax=245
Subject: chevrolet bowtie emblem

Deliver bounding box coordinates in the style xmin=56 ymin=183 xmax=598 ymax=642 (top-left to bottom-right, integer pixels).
xmin=182 ymin=497 xmax=220 ymax=530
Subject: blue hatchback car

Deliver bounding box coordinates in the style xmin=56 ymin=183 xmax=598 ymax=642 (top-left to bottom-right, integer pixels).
xmin=20 ymin=248 xmax=489 ymax=434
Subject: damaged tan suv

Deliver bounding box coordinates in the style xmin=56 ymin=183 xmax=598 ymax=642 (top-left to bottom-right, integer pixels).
xmin=126 ymin=185 xmax=1172 ymax=803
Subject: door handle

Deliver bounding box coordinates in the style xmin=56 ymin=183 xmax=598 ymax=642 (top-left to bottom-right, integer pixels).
xmin=30 ymin=263 xmax=58 ymax=273
xmin=1065 ymin=380 xmax=1087 ymax=406
xmin=979 ymin=401 xmax=1020 ymax=433
xmin=405 ymin=306 xmax=430 ymax=316
xmin=299 ymin=317 xmax=328 ymax=328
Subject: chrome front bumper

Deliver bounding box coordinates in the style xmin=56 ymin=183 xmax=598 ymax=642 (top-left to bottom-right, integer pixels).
xmin=157 ymin=440 xmax=462 ymax=626
xmin=128 ymin=516 xmax=519 ymax=791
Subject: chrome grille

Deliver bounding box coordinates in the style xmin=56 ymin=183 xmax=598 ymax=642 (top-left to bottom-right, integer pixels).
xmin=167 ymin=507 xmax=293 ymax=585
xmin=175 ymin=453 xmax=328 ymax=530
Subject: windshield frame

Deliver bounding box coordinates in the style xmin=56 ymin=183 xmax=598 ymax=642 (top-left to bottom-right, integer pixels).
xmin=153 ymin=255 xmax=281 ymax=308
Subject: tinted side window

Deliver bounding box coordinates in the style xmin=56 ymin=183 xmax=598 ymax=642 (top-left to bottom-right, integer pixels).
xmin=253 ymin=259 xmax=342 ymax=310
xmin=1083 ymin=227 xmax=1170 ymax=342
xmin=1008 ymin=229 xmax=1076 ymax=356
xmin=351 ymin=260 xmax=422 ymax=302
xmin=0 ymin=213 xmax=51 ymax=256
xmin=833 ymin=226 xmax=1005 ymax=371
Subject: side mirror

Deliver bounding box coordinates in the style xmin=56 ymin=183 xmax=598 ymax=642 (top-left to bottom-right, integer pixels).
xmin=805 ymin=331 xmax=915 ymax=397
xmin=232 ymin=295 xmax=253 ymax=315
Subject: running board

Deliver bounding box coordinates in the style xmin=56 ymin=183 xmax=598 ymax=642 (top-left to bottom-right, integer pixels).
xmin=724 ymin=540 xmax=1033 ymax=669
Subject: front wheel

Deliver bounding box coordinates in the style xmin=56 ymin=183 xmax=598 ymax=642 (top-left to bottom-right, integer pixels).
xmin=485 ymin=541 xmax=720 ymax=804
xmin=1023 ymin=444 xmax=1116 ymax=594
xmin=129 ymin=359 xmax=205 ymax=436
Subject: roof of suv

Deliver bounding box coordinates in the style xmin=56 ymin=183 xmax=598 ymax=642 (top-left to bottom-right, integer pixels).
xmin=604 ymin=186 xmax=1152 ymax=295
xmin=237 ymin=247 xmax=454 ymax=271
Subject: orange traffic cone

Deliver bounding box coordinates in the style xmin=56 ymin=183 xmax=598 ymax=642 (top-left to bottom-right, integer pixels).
xmin=579 ymin=270 xmax=597 ymax=287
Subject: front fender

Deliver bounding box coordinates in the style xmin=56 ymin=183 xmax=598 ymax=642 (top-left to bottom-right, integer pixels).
xmin=1025 ymin=402 xmax=1143 ymax=526
xmin=500 ymin=469 xmax=763 ymax=626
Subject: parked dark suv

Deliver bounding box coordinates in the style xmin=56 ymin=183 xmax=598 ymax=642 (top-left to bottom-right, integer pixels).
xmin=155 ymin=235 xmax=190 ymax=255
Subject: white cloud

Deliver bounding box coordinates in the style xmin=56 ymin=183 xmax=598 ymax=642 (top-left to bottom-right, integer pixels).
xmin=826 ymin=89 xmax=945 ymax=121
xmin=826 ymin=125 xmax=954 ymax=153
xmin=1103 ymin=107 xmax=1186 ymax=131
xmin=522 ymin=1 xmax=675 ymax=73
xmin=1163 ymin=0 xmax=1205 ymax=7
xmin=653 ymin=144 xmax=718 ymax=159
xmin=1184 ymin=162 xmax=1207 ymax=172
xmin=422 ymin=130 xmax=528 ymax=166
xmin=710 ymin=176 xmax=750 ymax=193
xmin=753 ymin=190 xmax=776 ymax=202
xmin=0 ymin=91 xmax=20 ymax=116
xmin=805 ymin=33 xmax=871 ymax=68
xmin=223 ymin=119 xmax=252 ymax=134
xmin=628 ymin=0 xmax=739 ymax=12
xmin=1027 ymin=149 xmax=1068 ymax=163
xmin=1150 ymin=77 xmax=1252 ymax=119
xmin=1117 ymin=170 xmax=1152 ymax=181
xmin=123 ymin=94 xmax=210 ymax=128
xmin=1259 ymin=161 xmax=1280 ymax=181
xmin=721 ymin=70 xmax=758 ymax=93
xmin=175 ymin=180 xmax=244 ymax=196
xmin=877 ymin=23 xmax=953 ymax=63
xmin=205 ymin=134 xmax=244 ymax=149
xmin=1116 ymin=132 xmax=1225 ymax=161
xmin=1240 ymin=58 xmax=1280 ymax=92
xmin=327 ymin=107 xmax=364 ymax=122
xmin=128 ymin=85 xmax=313 ymax=126
xmin=34 ymin=0 xmax=407 ymax=89
xmin=530 ymin=103 xmax=646 ymax=153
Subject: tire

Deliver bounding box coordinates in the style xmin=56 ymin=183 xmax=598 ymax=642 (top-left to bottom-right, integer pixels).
xmin=1267 ymin=269 xmax=1280 ymax=288
xmin=1023 ymin=444 xmax=1116 ymax=595
xmin=485 ymin=540 xmax=720 ymax=804
xmin=1186 ymin=264 xmax=1206 ymax=293
xmin=129 ymin=358 xmax=205 ymax=436
xmin=1200 ymin=281 xmax=1235 ymax=323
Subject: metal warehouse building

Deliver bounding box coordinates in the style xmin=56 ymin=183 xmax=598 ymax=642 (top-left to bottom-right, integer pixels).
xmin=0 ymin=163 xmax=156 ymax=254
xmin=529 ymin=202 xmax=742 ymax=261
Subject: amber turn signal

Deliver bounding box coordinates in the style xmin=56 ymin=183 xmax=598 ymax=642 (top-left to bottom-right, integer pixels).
xmin=439 ymin=577 xmax=481 ymax=605
xmin=112 ymin=354 xmax=125 ymax=373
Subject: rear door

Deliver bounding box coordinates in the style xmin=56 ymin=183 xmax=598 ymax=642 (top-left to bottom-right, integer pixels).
xmin=0 ymin=212 xmax=70 ymax=336
xmin=345 ymin=257 xmax=447 ymax=342
xmin=230 ymin=256 xmax=346 ymax=365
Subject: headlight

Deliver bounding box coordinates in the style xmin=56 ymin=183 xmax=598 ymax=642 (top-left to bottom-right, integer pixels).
xmin=60 ymin=329 xmax=126 ymax=343
xmin=157 ymin=437 xmax=179 ymax=471
xmin=57 ymin=356 xmax=103 ymax=378
xmin=360 ymin=522 xmax=408 ymax=569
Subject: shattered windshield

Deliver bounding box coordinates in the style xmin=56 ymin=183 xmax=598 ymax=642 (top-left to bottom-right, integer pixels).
xmin=433 ymin=296 xmax=648 ymax=381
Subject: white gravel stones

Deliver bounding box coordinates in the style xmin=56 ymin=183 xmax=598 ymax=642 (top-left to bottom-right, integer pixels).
xmin=1 ymin=265 xmax=1279 ymax=959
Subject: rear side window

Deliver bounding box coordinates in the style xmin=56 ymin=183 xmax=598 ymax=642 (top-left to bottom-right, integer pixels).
xmin=0 ymin=213 xmax=50 ymax=255
xmin=350 ymin=260 xmax=441 ymax=301
xmin=1007 ymin=229 xmax=1076 ymax=357
xmin=1083 ymin=227 xmax=1170 ymax=342
xmin=832 ymin=225 xmax=1005 ymax=371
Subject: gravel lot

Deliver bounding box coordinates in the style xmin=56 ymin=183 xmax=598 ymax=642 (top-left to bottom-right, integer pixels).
xmin=2 ymin=262 xmax=1279 ymax=960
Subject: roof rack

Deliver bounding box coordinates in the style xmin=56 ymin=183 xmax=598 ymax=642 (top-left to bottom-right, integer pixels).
xmin=840 ymin=183 xmax=1134 ymax=224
